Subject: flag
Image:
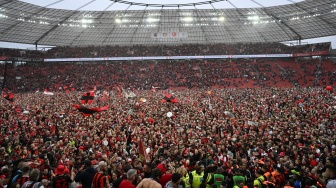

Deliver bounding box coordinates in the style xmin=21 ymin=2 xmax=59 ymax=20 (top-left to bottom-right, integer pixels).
xmin=80 ymin=91 xmax=95 ymax=104
xmin=3 ymin=90 xmax=14 ymax=102
xmin=43 ymin=89 xmax=54 ymax=95
xmin=248 ymin=121 xmax=259 ymax=126
xmin=162 ymin=93 xmax=178 ymax=103
xmin=72 ymin=104 xmax=108 ymax=116
xmin=138 ymin=139 xmax=148 ymax=164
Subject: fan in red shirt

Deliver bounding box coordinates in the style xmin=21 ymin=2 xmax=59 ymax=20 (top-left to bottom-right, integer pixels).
xmin=119 ymin=169 xmax=137 ymax=188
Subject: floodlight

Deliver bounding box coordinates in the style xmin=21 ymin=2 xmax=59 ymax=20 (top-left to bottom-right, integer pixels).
xmin=146 ymin=18 xmax=159 ymax=22
xmin=81 ymin=19 xmax=93 ymax=23
xmin=183 ymin=17 xmax=193 ymax=22
xmin=247 ymin=16 xmax=259 ymax=20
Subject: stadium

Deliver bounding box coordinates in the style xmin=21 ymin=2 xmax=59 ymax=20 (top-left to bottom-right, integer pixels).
xmin=0 ymin=0 xmax=336 ymax=188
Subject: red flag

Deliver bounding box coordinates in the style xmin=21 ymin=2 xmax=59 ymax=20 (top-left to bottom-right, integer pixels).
xmin=2 ymin=90 xmax=14 ymax=103
xmin=72 ymin=104 xmax=108 ymax=116
xmin=138 ymin=140 xmax=148 ymax=164
xmin=162 ymin=93 xmax=178 ymax=103
xmin=80 ymin=91 xmax=95 ymax=104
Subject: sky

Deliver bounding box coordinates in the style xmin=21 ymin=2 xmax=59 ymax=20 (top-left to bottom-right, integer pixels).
xmin=0 ymin=0 xmax=335 ymax=49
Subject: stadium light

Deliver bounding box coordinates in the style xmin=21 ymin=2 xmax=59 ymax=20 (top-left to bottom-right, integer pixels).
xmin=146 ymin=18 xmax=159 ymax=22
xmin=115 ymin=18 xmax=121 ymax=23
xmin=247 ymin=16 xmax=259 ymax=20
xmin=183 ymin=17 xmax=193 ymax=22
xmin=81 ymin=19 xmax=93 ymax=23
xmin=218 ymin=17 xmax=225 ymax=21
xmin=0 ymin=14 xmax=8 ymax=18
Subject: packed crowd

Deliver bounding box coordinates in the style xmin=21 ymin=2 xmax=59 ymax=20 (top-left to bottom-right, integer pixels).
xmin=0 ymin=42 xmax=331 ymax=58
xmin=1 ymin=59 xmax=335 ymax=94
xmin=0 ymin=86 xmax=335 ymax=188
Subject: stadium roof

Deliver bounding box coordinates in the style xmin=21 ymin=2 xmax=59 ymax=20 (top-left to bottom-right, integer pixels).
xmin=0 ymin=0 xmax=335 ymax=46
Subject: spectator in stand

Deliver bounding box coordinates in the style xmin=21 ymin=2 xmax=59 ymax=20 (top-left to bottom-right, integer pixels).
xmin=0 ymin=56 xmax=336 ymax=188
xmin=189 ymin=165 xmax=205 ymax=188
xmin=52 ymin=165 xmax=73 ymax=188
xmin=119 ymin=169 xmax=137 ymax=188
xmin=92 ymin=161 xmax=110 ymax=188
xmin=166 ymin=173 xmax=183 ymax=188
xmin=143 ymin=163 xmax=153 ymax=179
xmin=21 ymin=169 xmax=43 ymax=188
xmin=325 ymin=165 xmax=336 ymax=188
xmin=74 ymin=160 xmax=97 ymax=188
xmin=136 ymin=169 xmax=162 ymax=188
xmin=15 ymin=165 xmax=31 ymax=188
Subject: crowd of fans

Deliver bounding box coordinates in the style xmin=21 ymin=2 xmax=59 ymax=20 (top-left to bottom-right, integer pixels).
xmin=0 ymin=42 xmax=331 ymax=58
xmin=0 ymin=42 xmax=335 ymax=188
xmin=0 ymin=85 xmax=335 ymax=188
xmin=1 ymin=58 xmax=335 ymax=94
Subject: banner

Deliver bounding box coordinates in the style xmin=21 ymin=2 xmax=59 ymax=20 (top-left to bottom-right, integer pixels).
xmin=151 ymin=32 xmax=188 ymax=38
xmin=15 ymin=57 xmax=43 ymax=62
xmin=248 ymin=121 xmax=259 ymax=126
xmin=44 ymin=54 xmax=292 ymax=62
xmin=0 ymin=56 xmax=8 ymax=61
xmin=292 ymin=51 xmax=329 ymax=57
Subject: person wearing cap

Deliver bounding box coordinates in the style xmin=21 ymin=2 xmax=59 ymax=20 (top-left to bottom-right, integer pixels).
xmin=52 ymin=165 xmax=73 ymax=188
xmin=166 ymin=173 xmax=183 ymax=188
xmin=91 ymin=161 xmax=110 ymax=188
xmin=74 ymin=160 xmax=97 ymax=188
xmin=21 ymin=169 xmax=43 ymax=188
xmin=189 ymin=165 xmax=204 ymax=188
xmin=119 ymin=169 xmax=137 ymax=188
